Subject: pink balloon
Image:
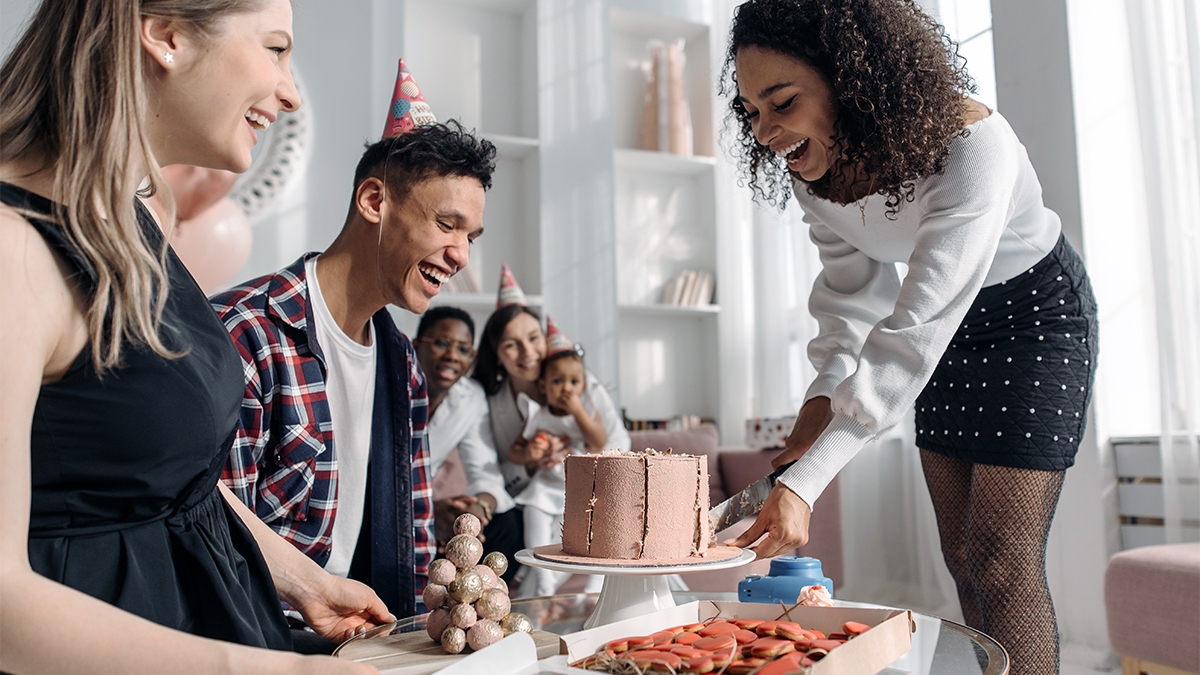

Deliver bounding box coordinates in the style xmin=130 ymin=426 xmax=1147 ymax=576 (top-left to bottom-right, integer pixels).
xmin=168 ymin=198 xmax=252 ymax=293
xmin=161 ymin=165 xmax=239 ymax=221
xmin=147 ymin=165 xmax=239 ymax=225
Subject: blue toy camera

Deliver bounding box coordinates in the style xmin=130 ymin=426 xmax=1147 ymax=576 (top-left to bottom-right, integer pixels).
xmin=737 ymin=556 xmax=834 ymax=604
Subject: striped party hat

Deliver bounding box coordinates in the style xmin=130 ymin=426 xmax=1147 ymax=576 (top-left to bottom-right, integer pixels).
xmin=543 ymin=315 xmax=575 ymax=357
xmin=496 ymin=263 xmax=529 ymax=309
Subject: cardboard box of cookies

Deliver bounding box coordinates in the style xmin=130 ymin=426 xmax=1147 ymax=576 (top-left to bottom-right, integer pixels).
xmin=559 ymin=600 xmax=914 ymax=674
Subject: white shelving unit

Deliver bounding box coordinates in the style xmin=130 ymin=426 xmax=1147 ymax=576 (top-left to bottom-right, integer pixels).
xmin=489 ymin=134 xmax=540 ymax=160
xmin=619 ymin=303 xmax=720 ymax=318
xmin=394 ymin=0 xmax=543 ymax=341
xmin=614 ymin=148 xmax=716 ymax=175
xmin=609 ymin=2 xmax=741 ymax=431
xmin=393 ymin=0 xmax=752 ymax=441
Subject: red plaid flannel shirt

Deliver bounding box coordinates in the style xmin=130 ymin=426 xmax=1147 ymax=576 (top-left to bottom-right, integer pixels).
xmin=211 ymin=255 xmax=433 ymax=612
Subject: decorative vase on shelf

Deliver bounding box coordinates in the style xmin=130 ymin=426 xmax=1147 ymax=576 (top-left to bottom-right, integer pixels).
xmin=639 ymin=39 xmax=693 ymax=156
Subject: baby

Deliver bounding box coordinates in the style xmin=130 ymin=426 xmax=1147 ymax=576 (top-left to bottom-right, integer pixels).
xmin=514 ymin=317 xmax=629 ymax=597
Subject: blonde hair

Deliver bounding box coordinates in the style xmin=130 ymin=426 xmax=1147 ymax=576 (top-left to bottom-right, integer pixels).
xmin=0 ymin=0 xmax=264 ymax=370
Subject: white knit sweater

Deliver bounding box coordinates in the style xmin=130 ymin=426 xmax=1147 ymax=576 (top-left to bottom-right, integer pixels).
xmin=777 ymin=111 xmax=1063 ymax=510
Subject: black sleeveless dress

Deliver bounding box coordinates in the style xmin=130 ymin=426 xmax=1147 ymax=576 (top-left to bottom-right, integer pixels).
xmin=2 ymin=183 xmax=291 ymax=650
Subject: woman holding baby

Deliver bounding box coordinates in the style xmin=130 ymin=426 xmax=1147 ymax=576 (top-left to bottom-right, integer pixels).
xmin=472 ymin=268 xmax=630 ymax=597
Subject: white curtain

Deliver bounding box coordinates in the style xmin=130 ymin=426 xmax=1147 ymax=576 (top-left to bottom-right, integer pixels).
xmin=750 ymin=200 xmax=818 ymax=419
xmin=1125 ymin=0 xmax=1200 ymax=543
xmin=749 ymin=201 xmax=962 ymax=618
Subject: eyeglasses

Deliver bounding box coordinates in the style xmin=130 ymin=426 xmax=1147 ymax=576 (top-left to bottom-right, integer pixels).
xmin=420 ymin=337 xmax=476 ymax=359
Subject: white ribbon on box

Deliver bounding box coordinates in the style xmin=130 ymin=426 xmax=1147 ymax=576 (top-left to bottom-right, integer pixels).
xmin=430 ymin=633 xmax=538 ymax=675
xmin=745 ymin=416 xmax=798 ymax=450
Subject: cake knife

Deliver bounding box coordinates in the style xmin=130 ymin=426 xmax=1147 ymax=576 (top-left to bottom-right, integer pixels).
xmin=708 ymin=460 xmax=796 ymax=534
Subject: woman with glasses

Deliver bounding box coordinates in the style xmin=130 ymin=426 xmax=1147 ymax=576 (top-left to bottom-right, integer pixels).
xmin=415 ymin=306 xmax=522 ymax=581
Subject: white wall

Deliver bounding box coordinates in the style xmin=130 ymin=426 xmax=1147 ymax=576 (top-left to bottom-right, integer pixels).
xmin=283 ymin=0 xmax=395 ymax=262
xmin=0 ymin=0 xmax=32 ymax=54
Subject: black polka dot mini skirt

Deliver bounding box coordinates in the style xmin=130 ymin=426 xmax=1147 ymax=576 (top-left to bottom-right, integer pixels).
xmin=915 ymin=234 xmax=1098 ymax=471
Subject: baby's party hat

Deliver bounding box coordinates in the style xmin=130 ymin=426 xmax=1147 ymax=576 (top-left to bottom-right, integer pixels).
xmin=382 ymin=59 xmax=437 ymax=139
xmin=496 ymin=263 xmax=529 ymax=309
xmin=543 ymin=316 xmax=576 ymax=357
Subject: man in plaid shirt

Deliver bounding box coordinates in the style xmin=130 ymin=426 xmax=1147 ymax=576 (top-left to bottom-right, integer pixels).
xmin=212 ymin=122 xmax=495 ymax=633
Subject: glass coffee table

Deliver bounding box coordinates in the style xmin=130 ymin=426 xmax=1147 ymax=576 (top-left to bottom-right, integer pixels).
xmin=338 ymin=592 xmax=1009 ymax=675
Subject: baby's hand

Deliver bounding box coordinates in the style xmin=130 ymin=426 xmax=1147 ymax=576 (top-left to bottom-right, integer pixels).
xmin=560 ymin=390 xmax=586 ymax=415
xmin=526 ymin=432 xmax=552 ymax=461
xmin=543 ymin=433 xmax=566 ymax=455
xmin=538 ymin=445 xmax=570 ymax=469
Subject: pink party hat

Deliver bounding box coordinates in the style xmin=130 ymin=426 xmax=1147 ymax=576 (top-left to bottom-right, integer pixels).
xmin=496 ymin=263 xmax=529 ymax=309
xmin=382 ymin=59 xmax=437 ymax=139
xmin=543 ymin=316 xmax=575 ymax=357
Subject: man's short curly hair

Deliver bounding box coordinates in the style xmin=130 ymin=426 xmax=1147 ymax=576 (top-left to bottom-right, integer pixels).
xmin=722 ymin=0 xmax=975 ymax=214
xmin=352 ymin=119 xmax=498 ymax=210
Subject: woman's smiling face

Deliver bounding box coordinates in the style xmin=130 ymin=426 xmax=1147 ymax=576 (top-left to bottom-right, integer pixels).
xmin=146 ymin=0 xmax=301 ymax=171
xmin=735 ymin=45 xmax=840 ymax=183
xmin=496 ymin=311 xmax=545 ymax=388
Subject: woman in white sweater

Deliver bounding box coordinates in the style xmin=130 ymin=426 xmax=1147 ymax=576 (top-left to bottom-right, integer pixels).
xmin=724 ymin=1 xmax=1097 ymax=673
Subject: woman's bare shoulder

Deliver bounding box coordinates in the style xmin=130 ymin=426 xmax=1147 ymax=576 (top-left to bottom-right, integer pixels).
xmin=0 ymin=203 xmax=88 ymax=378
xmin=0 ymin=202 xmax=62 ymax=278
xmin=962 ymin=98 xmax=992 ymax=127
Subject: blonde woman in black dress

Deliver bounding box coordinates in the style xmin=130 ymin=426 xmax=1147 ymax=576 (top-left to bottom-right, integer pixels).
xmin=0 ymin=1 xmax=389 ymax=673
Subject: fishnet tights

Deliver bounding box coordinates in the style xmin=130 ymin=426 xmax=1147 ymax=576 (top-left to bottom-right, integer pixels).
xmin=919 ymin=449 xmax=1066 ymax=675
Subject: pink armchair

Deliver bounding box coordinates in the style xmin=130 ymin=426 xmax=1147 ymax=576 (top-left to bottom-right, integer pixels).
xmin=1104 ymin=543 xmax=1200 ymax=675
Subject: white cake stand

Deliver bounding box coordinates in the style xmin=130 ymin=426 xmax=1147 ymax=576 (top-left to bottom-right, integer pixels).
xmin=515 ymin=547 xmax=756 ymax=629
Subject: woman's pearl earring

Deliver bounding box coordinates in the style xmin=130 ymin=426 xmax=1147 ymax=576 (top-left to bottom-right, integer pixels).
xmin=163 ymin=52 xmax=174 ymax=63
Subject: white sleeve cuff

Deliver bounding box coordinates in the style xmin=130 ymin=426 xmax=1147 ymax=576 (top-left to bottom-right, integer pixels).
xmin=777 ymin=413 xmax=874 ymax=511
xmin=481 ymin=481 xmax=516 ymax=514
xmin=459 ymin=441 xmax=517 ymax=514
xmin=804 ymin=349 xmax=858 ymax=402
xmin=805 ymin=371 xmax=844 ymax=402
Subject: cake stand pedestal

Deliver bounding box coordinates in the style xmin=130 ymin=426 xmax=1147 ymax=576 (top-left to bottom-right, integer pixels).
xmin=515 ymin=547 xmax=755 ymax=629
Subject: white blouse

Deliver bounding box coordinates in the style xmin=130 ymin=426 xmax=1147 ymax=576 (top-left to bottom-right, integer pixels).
xmin=428 ymin=377 xmax=515 ymax=514
xmin=778 ymin=111 xmax=1063 ymax=509
xmin=485 ymin=372 xmax=630 ymax=500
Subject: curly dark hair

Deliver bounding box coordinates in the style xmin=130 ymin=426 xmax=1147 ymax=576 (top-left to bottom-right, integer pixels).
xmin=416 ymin=305 xmax=476 ymax=341
xmin=351 ymin=119 xmax=497 ymax=211
xmin=471 ymin=304 xmax=543 ymax=397
xmin=539 ymin=350 xmax=584 ymax=381
xmin=722 ymin=0 xmax=975 ymax=214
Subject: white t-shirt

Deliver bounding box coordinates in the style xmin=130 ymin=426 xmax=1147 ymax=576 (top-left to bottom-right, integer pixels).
xmin=306 ymin=256 xmax=377 ymax=578
xmin=778 ymin=111 xmax=1063 ymax=509
xmin=427 ymin=377 xmax=515 ymax=514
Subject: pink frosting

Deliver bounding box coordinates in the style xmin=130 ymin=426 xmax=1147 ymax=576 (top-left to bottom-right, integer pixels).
xmin=797 ymin=585 xmax=834 ymax=607
xmin=562 ymin=452 xmax=709 ymax=559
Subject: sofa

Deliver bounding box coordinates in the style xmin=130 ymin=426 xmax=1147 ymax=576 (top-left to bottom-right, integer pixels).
xmin=1104 ymin=543 xmax=1200 ymax=675
xmin=432 ymin=423 xmax=844 ymax=594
